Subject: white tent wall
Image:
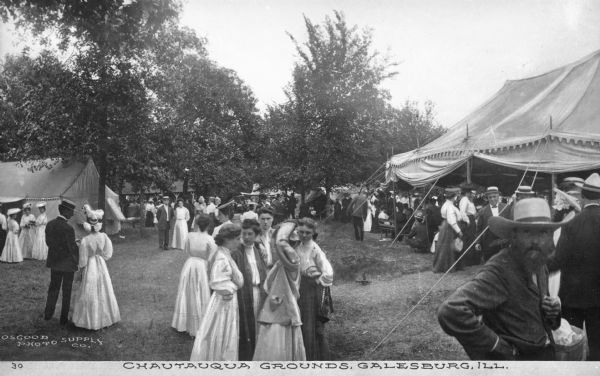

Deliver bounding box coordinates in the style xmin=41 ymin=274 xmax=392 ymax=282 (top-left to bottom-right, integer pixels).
xmin=1 ymin=159 xmax=124 ymax=237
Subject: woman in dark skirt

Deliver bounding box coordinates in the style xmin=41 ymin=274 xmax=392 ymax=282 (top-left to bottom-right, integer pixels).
xmin=231 ymin=219 xmax=267 ymax=360
xmin=433 ymin=188 xmax=463 ymax=273
xmin=295 ymin=218 xmax=334 ymax=360
xmin=144 ymin=198 xmax=156 ymax=227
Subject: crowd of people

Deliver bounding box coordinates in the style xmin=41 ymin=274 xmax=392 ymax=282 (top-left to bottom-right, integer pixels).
xmin=0 ymin=202 xmax=49 ymax=263
xmin=437 ymin=173 xmax=600 ymax=361
xmin=160 ymin=202 xmax=334 ymax=360
xmin=149 ymin=192 xmax=334 ymax=361
xmin=2 ymin=172 xmax=599 ymax=362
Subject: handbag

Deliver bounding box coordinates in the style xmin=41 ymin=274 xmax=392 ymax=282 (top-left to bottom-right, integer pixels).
xmin=318 ymin=285 xmax=334 ymax=323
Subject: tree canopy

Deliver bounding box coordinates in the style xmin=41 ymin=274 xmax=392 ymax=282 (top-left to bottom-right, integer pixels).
xmin=0 ymin=6 xmax=445 ymax=203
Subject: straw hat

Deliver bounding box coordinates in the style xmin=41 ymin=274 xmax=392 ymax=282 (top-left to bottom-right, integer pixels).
xmin=563 ymin=177 xmax=584 ymax=187
xmin=36 ymin=202 xmax=46 ymax=208
xmin=580 ymin=173 xmax=600 ymax=194
xmin=22 ymin=203 xmax=32 ymax=209
xmin=489 ymin=198 xmax=570 ymax=239
xmin=485 ymin=186 xmax=500 ymax=196
xmin=7 ymin=208 xmax=21 ymax=216
xmin=515 ymin=185 xmax=535 ymax=197
xmin=59 ymin=199 xmax=76 ymax=211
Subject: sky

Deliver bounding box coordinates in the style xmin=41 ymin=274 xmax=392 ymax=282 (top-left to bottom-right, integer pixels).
xmin=1 ymin=0 xmax=600 ymax=127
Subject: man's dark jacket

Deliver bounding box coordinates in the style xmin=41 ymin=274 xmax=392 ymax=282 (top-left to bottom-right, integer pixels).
xmin=45 ymin=217 xmax=79 ymax=272
xmin=549 ymin=204 xmax=600 ymax=308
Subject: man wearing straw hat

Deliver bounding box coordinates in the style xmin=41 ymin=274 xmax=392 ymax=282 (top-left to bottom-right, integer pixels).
xmin=44 ymin=199 xmax=79 ymax=326
xmin=438 ymin=197 xmax=566 ymax=360
xmin=156 ymin=195 xmax=174 ymax=250
xmin=549 ymin=173 xmax=600 ymax=360
xmin=476 ymin=186 xmax=508 ymax=262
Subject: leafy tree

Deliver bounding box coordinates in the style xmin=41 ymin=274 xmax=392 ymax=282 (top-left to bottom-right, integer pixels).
xmin=0 ymin=0 xmax=188 ymax=209
xmin=262 ymin=11 xmax=397 ymax=198
xmin=261 ymin=11 xmax=445 ymax=197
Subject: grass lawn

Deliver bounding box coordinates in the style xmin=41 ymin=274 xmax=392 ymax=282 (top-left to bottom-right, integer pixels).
xmin=0 ymin=221 xmax=476 ymax=360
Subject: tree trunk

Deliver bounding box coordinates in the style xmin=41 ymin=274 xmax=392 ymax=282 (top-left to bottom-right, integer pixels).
xmin=97 ymin=150 xmax=107 ymax=212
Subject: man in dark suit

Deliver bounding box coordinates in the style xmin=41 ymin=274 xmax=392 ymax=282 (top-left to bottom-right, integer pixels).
xmin=549 ymin=173 xmax=600 ymax=360
xmin=476 ymin=186 xmax=508 ymax=262
xmin=156 ymin=195 xmax=174 ymax=250
xmin=44 ymin=199 xmax=79 ymax=325
xmin=347 ymin=192 xmax=368 ymax=241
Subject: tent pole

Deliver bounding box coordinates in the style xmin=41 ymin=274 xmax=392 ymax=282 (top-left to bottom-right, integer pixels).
xmin=551 ymin=173 xmax=557 ymax=206
xmin=466 ymin=157 xmax=472 ymax=185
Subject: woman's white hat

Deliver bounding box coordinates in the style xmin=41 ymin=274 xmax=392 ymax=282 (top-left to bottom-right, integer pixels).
xmin=7 ymin=208 xmax=21 ymax=216
xmin=36 ymin=202 xmax=47 ymax=208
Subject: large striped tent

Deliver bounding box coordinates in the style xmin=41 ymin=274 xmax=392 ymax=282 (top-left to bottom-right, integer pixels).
xmin=386 ymin=49 xmax=600 ymax=192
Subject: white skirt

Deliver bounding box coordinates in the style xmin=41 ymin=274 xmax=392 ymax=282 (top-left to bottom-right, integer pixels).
xmin=190 ymin=292 xmax=239 ymax=361
xmin=0 ymin=232 xmax=23 ymax=263
xmin=71 ymin=255 xmax=121 ymax=330
xmin=31 ymin=225 xmax=48 ymax=260
xmin=172 ymin=257 xmax=211 ymax=336
xmin=19 ymin=227 xmax=36 ymax=259
xmin=171 ymin=219 xmax=189 ymax=250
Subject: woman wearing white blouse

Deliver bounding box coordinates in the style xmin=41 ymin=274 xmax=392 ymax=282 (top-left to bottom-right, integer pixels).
xmin=433 ymin=188 xmax=463 ymax=273
xmin=231 ymin=219 xmax=268 ymax=360
xmin=31 ymin=202 xmax=49 ymax=260
xmin=295 ymin=217 xmax=334 ymax=360
xmin=19 ymin=203 xmax=36 ymax=259
xmin=171 ymin=198 xmax=190 ymax=250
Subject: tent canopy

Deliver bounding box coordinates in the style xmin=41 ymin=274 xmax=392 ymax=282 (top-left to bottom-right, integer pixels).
xmin=387 ymin=49 xmax=600 ymax=187
xmin=0 ymin=158 xmax=124 ymax=235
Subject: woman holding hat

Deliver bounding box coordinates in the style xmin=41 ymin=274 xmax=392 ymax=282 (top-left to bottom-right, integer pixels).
xmin=71 ymin=206 xmax=121 ymax=330
xmin=190 ymin=223 xmax=244 ymax=361
xmin=19 ymin=203 xmax=37 ymax=259
xmin=171 ymin=198 xmax=190 ymax=250
xmin=0 ymin=208 xmax=23 ymax=263
xmin=433 ymin=188 xmax=463 ymax=273
xmin=253 ymin=221 xmax=306 ymax=361
xmin=31 ymin=202 xmax=49 ymax=260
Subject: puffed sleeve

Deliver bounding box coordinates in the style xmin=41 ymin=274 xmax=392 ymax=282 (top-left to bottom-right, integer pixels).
xmin=11 ymin=219 xmax=20 ymax=233
xmin=185 ymin=208 xmax=190 ymax=221
xmin=101 ymin=233 xmax=114 ymax=261
xmin=446 ymin=206 xmax=462 ymax=234
xmin=209 ymin=253 xmax=238 ymax=293
xmin=313 ymin=243 xmax=334 ymax=287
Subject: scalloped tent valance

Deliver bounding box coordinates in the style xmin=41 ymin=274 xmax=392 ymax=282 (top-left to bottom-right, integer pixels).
xmin=386 ymin=49 xmax=600 ymax=187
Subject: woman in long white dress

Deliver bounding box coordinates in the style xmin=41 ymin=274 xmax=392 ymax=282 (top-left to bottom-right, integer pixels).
xmin=363 ymin=196 xmax=375 ymax=232
xmin=171 ymin=198 xmax=190 ymax=250
xmin=71 ymin=207 xmax=121 ymax=330
xmin=190 ymin=223 xmax=244 ymax=361
xmin=0 ymin=208 xmax=23 ymax=263
xmin=19 ymin=203 xmax=36 ymax=259
xmin=31 ymin=202 xmax=48 ymax=260
xmin=172 ymin=214 xmax=215 ymax=337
